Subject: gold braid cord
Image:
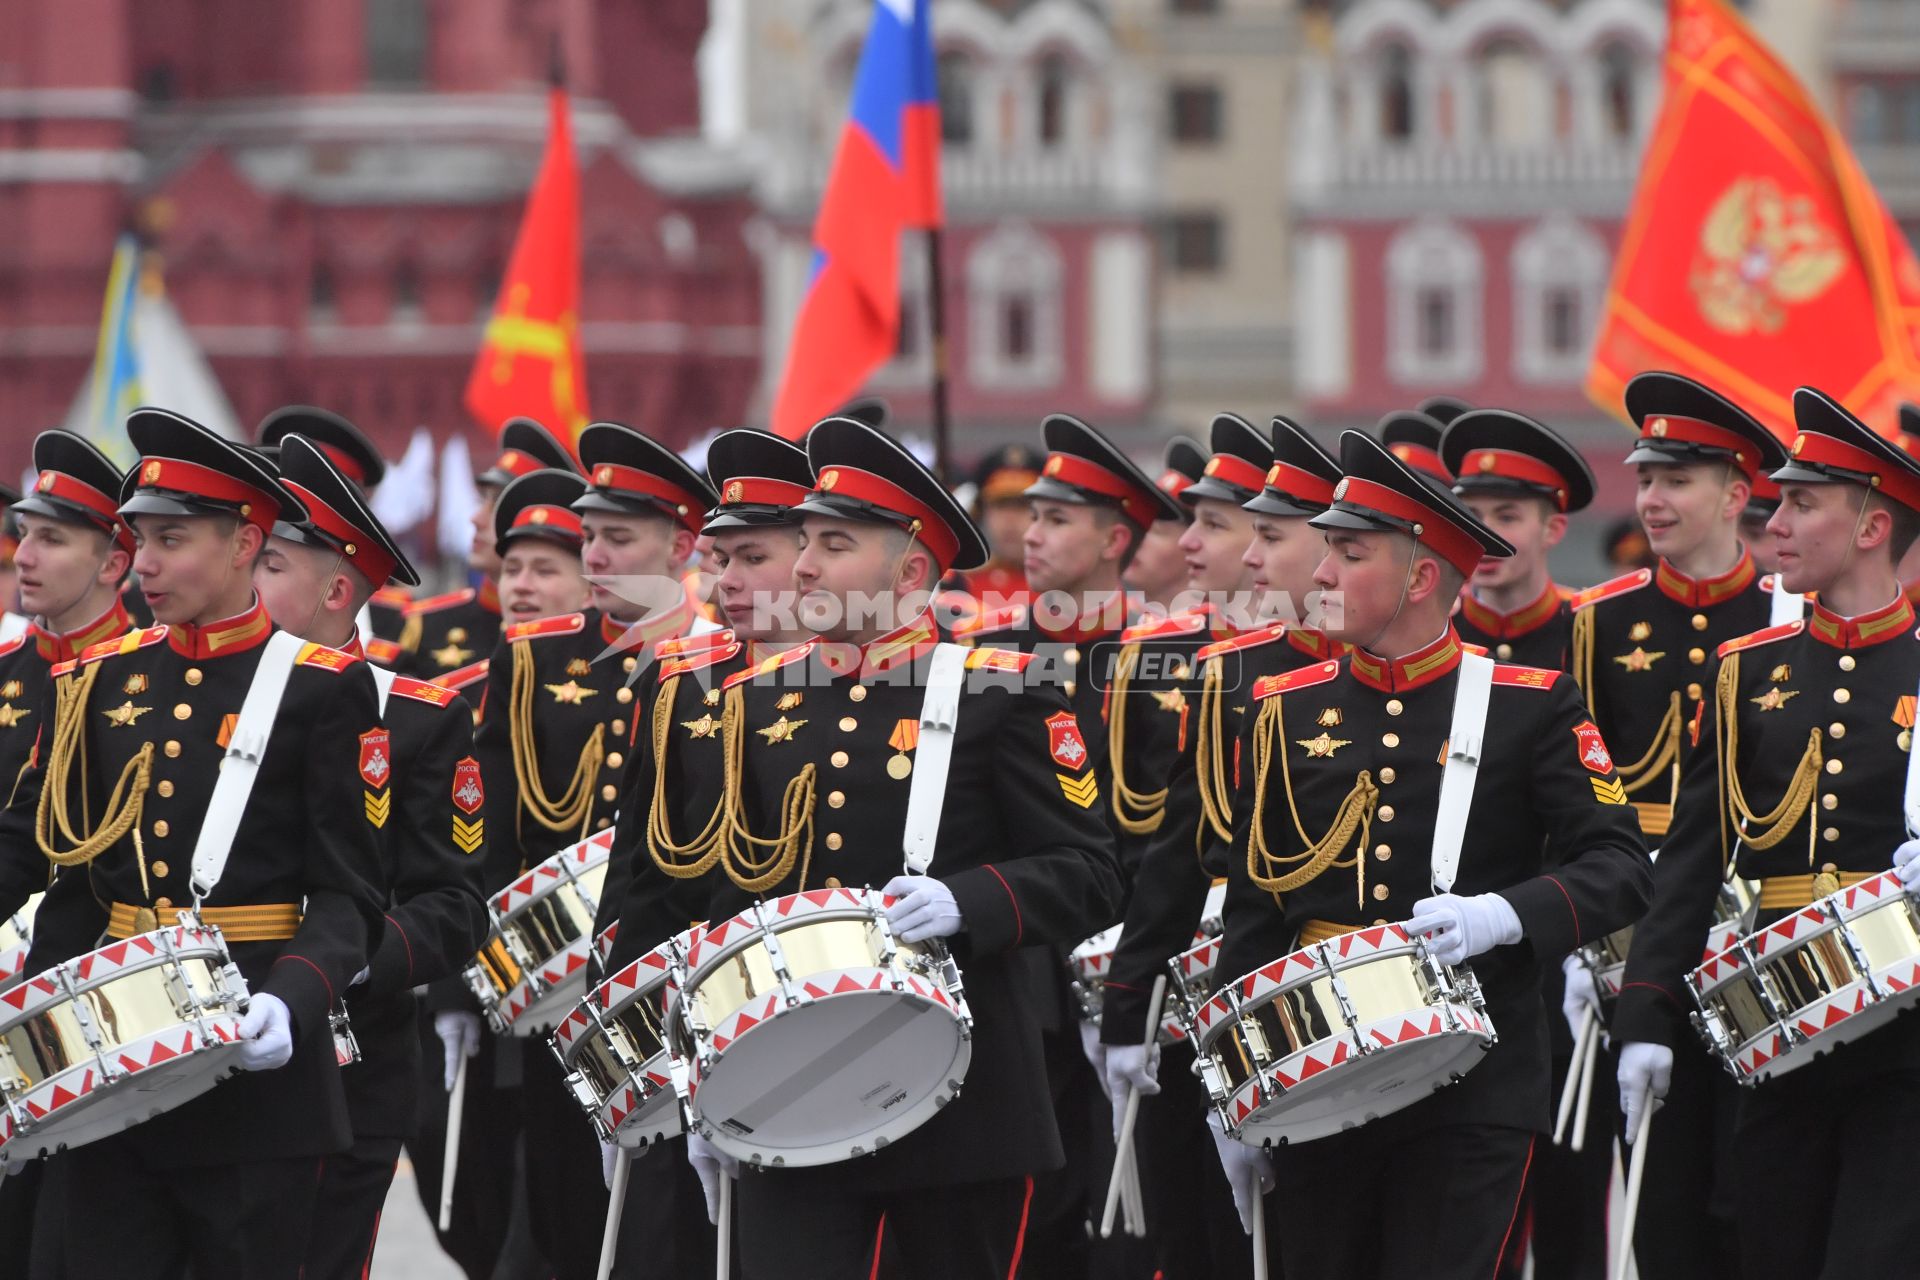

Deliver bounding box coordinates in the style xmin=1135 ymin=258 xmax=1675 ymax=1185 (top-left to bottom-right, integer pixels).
xmin=1195 ymin=656 xmax=1235 ymax=849
xmin=37 ymin=662 xmax=154 ymax=872
xmin=1615 ymin=692 xmax=1682 ymax=798
xmin=719 ymin=684 xmax=815 ymax=894
xmin=646 ymin=675 xmax=725 ymax=878
xmin=1108 ymin=642 xmax=1168 ymax=835
xmin=1714 ymin=653 xmax=1821 ymax=859
xmin=1246 ymin=694 xmax=1377 ymax=907
xmin=509 ymin=642 xmax=604 ymax=842
xmin=1570 ymin=607 xmax=1596 ymax=707
xmin=397 ymin=610 xmax=423 ymax=656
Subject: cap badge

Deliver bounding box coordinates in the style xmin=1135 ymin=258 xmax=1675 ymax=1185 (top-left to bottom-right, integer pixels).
xmin=597 ymin=465 xmax=615 ymax=485
xmin=1792 ymin=434 xmax=1807 ymax=456
xmin=36 ymin=472 xmax=54 ymax=492
xmin=1265 ymin=464 xmax=1282 ymax=486
xmin=529 ymin=508 xmax=550 ymax=525
xmin=143 ymin=460 xmax=162 ymax=484
xmin=1478 ymin=454 xmax=1497 ymax=473
xmin=1391 ymin=445 xmax=1412 ymax=461
xmin=1650 ymin=418 xmax=1669 ymax=438
xmin=1333 ymin=478 xmax=1350 ymax=502
xmin=500 ymin=450 xmax=523 ymax=470
xmin=1044 ymin=455 xmax=1064 ymax=476
xmin=819 ymin=469 xmax=839 ymax=491
xmin=1203 ymin=458 xmax=1221 ymax=476
xmin=725 ymin=480 xmax=744 ymax=503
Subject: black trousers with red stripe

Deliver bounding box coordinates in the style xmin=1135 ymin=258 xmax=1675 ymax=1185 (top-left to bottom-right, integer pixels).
xmin=1267 ymin=1122 xmax=1534 ymax=1279
xmin=302 ymin=1134 xmax=404 ymax=1280
xmin=737 ymin=1169 xmax=1033 ymax=1280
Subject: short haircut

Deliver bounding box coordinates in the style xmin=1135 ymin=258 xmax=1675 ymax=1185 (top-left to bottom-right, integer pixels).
xmin=1868 ymin=491 xmax=1920 ymax=561
xmin=1087 ymin=503 xmax=1143 ymax=573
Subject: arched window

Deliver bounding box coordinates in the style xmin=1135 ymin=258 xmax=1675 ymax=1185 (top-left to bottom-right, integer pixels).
xmin=1477 ymin=38 xmax=1551 ymax=144
xmin=1037 ymin=53 xmax=1071 ymax=147
xmin=1387 ymin=219 xmax=1482 ymax=385
xmin=1511 ymin=215 xmax=1608 ymax=383
xmin=968 ymin=222 xmax=1063 ymax=390
xmin=939 ymin=51 xmax=975 ymax=146
xmin=1599 ymin=41 xmax=1640 ymax=140
xmin=1381 ymin=42 xmax=1415 ymax=141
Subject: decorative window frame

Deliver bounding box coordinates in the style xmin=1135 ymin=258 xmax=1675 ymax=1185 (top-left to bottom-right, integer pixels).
xmin=1386 ymin=218 xmax=1482 ymax=386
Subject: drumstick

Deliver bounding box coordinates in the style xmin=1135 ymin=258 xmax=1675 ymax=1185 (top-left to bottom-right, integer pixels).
xmin=437 ymin=1052 xmax=469 ymax=1233
xmin=1570 ymin=1016 xmax=1600 ymax=1153
xmin=1250 ymin=1172 xmax=1270 ymax=1280
xmin=716 ymin=1175 xmax=733 ymax=1280
xmin=595 ymin=1147 xmax=633 ymax=1280
xmin=1120 ymin=1142 xmax=1146 ymax=1237
xmin=1613 ymin=1101 xmax=1656 ymax=1280
xmin=1552 ymin=1007 xmax=1593 ymax=1145
xmin=1100 ymin=974 xmax=1168 ymax=1239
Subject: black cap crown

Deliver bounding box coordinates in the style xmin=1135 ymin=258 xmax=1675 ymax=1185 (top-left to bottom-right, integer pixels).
xmin=799 ymin=417 xmax=989 ymax=572
xmin=494 ymin=469 xmax=589 ymax=556
xmin=123 ymin=408 xmax=306 ymax=533
xmin=275 ymin=435 xmax=420 ymax=588
xmin=1441 ymin=409 xmax=1596 ymax=513
xmin=1311 ymin=431 xmax=1513 ymax=575
xmin=1245 ymin=416 xmax=1340 ymax=518
xmin=704 ymin=429 xmax=814 ymax=532
xmin=478 ymin=417 xmax=581 ymax=489
xmin=1183 ymin=413 xmax=1275 ymax=506
xmin=1025 ymin=414 xmax=1184 ymax=528
xmin=16 ymin=430 xmax=131 ymax=550
xmin=575 ymin=422 xmax=716 ymax=536
xmin=257 ymin=406 xmax=387 ymax=491
xmin=1378 ymin=411 xmax=1453 ymax=483
xmin=1622 ymin=372 xmax=1787 ymax=481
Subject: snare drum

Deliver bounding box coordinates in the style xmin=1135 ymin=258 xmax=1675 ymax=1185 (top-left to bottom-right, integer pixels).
xmin=1188 ymin=923 xmax=1494 ymax=1145
xmin=1068 ymin=925 xmax=1122 ymax=1024
xmin=673 ymin=887 xmax=972 ymax=1167
xmin=1690 ymin=871 xmax=1920 ymax=1084
xmin=466 ymin=829 xmax=613 ymax=1035
xmin=0 ymin=921 xmax=248 ymax=1161
xmin=553 ymin=936 xmax=689 ymax=1149
xmin=0 ymin=894 xmax=40 ymax=991
xmin=1586 ymin=878 xmax=1755 ymax=1008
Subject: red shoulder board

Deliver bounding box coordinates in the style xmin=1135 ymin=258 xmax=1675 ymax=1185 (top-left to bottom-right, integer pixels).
xmin=724 ymin=640 xmax=816 ymax=690
xmin=662 ymin=640 xmax=743 ymax=678
xmin=656 ymin=628 xmax=736 ymax=661
xmin=505 ymin=612 xmax=586 ymax=643
xmin=0 ymin=633 xmax=28 ymax=661
xmin=1197 ymin=624 xmax=1287 ymax=662
xmin=295 ymin=642 xmax=361 ymax=673
xmin=1252 ymin=660 xmax=1341 ymax=701
xmin=370 ymin=585 xmax=414 ymax=609
xmin=434 ymin=659 xmax=491 ymax=692
xmin=965 ymin=646 xmax=1035 ymax=674
xmin=1490 ymin=664 xmax=1559 ymax=691
xmin=1555 ymin=583 xmax=1579 ymax=602
xmin=1121 ymin=609 xmax=1208 ymax=644
xmin=365 ymin=637 xmax=402 ymax=665
xmin=78 ymin=626 xmax=167 ymax=666
xmin=389 ymin=675 xmax=459 ymax=708
xmin=1462 ymin=641 xmax=1489 ymax=657
xmin=404 ymin=588 xmax=476 ymax=617
xmin=956 ymin=603 xmax=1027 ymax=639
xmin=50 ymin=659 xmax=76 ymax=677
xmin=1569 ymin=568 xmax=1652 ymax=611
xmin=1717 ymin=620 xmax=1804 ymax=659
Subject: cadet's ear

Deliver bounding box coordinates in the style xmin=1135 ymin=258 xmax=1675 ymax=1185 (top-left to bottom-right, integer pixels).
xmin=231 ymin=520 xmax=265 ymax=566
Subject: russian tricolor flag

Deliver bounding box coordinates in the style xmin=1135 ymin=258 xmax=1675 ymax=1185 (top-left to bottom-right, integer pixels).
xmin=771 ymin=0 xmax=941 ymax=440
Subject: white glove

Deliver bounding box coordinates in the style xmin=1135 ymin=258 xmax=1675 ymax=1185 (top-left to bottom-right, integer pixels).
xmin=882 ymin=875 xmax=964 ymax=943
xmin=1561 ymin=953 xmax=1603 ymax=1039
xmin=1408 ymin=892 xmax=1523 ymax=967
xmin=1103 ymin=1042 xmax=1161 ymax=1111
xmin=1616 ymin=1041 xmax=1674 ymax=1142
xmin=1894 ymin=838 xmax=1920 ymax=895
xmin=349 ymin=965 xmax=370 ymax=989
xmin=1078 ymin=1021 xmax=1110 ymax=1097
xmin=687 ymin=1132 xmax=740 ymax=1226
xmin=600 ymin=1140 xmax=620 ymax=1189
xmin=1207 ymin=1113 xmax=1274 ymax=1236
xmin=234 ymin=994 xmax=294 ymax=1072
xmin=434 ymin=1010 xmax=482 ymax=1092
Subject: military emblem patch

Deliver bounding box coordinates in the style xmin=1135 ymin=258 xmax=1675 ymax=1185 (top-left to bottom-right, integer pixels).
xmin=1573 ymin=721 xmax=1613 ymax=774
xmin=359 ymin=728 xmax=392 ymax=789
xmin=452 ymin=757 xmax=485 ymax=815
xmin=1047 ymin=711 xmax=1089 ymax=770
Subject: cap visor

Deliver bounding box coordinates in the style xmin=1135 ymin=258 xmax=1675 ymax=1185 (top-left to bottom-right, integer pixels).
xmin=1183 ymin=476 xmax=1257 ymax=506
xmin=1308 ymin=505 xmax=1404 ymax=537
xmin=1243 ymin=492 xmax=1326 ymax=518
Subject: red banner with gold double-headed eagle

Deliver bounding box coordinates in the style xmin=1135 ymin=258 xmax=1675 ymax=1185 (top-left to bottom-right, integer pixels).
xmin=1588 ymin=0 xmax=1920 ymax=440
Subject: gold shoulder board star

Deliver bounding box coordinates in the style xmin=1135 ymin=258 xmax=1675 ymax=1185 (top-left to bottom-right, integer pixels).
xmin=103 ymin=701 xmax=152 ymax=727
xmin=756 ymin=715 xmax=807 ymax=744
xmin=0 ymin=703 xmax=29 ymax=728
xmin=1750 ymin=686 xmax=1799 ymax=712
xmin=1152 ymin=687 xmax=1187 ymax=714
xmin=545 ymin=680 xmax=599 ymax=705
xmin=431 ymin=641 xmax=474 ymax=668
xmin=1613 ymin=647 xmax=1665 ymax=672
xmin=1295 ymin=732 xmax=1351 ymax=759
xmin=681 ymin=713 xmax=719 ymax=739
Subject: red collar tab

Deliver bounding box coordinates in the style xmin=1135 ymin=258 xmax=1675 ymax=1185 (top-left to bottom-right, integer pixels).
xmin=1460 ymin=582 xmax=1563 ymax=640
xmin=478 ymin=579 xmax=501 ymax=614
xmin=1349 ymin=628 xmax=1465 ymax=693
xmin=1639 ymin=414 xmax=1762 ymax=479
xmin=1788 ymin=431 xmax=1920 ymax=513
xmin=1655 ymin=551 xmax=1757 ymax=607
xmin=281 ymin=479 xmax=399 ymax=588
xmin=1201 ymin=452 xmax=1268 ymax=495
xmin=810 ymin=465 xmax=959 ymax=571
xmin=802 ymin=613 xmax=939 ymax=679
xmin=601 ymin=596 xmax=695 ymax=655
xmin=1457 ymin=449 xmax=1573 ymax=510
xmin=1331 ymin=475 xmax=1484 ymax=576
xmin=717 ymin=475 xmax=810 ymax=511
xmin=1040 ymin=452 xmax=1161 ymax=528
xmin=490 ymin=448 xmax=545 ymax=482
xmin=591 ymin=462 xmax=708 ymax=534
xmin=1289 ymin=628 xmax=1343 ymax=659
xmin=133 ymin=456 xmax=280 ymax=532
xmin=342 ymin=635 xmax=367 ymax=660
xmin=32 ymin=469 xmax=134 ymax=552
xmin=33 ymin=598 xmax=134 ymax=664
xmin=1807 ymin=592 xmax=1916 ymax=650
xmin=1262 ymin=459 xmax=1336 ymax=507
xmin=167 ymin=598 xmax=274 ymax=659
xmin=1387 ymin=442 xmax=1451 ymax=483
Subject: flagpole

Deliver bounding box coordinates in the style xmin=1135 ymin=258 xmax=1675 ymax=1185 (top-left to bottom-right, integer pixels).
xmin=925 ymin=227 xmax=954 ymax=484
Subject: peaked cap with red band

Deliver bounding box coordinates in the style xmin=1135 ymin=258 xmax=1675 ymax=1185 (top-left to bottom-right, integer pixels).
xmin=17 ymin=430 xmax=133 ymax=554
xmin=1378 ymin=411 xmax=1453 ymax=484
xmin=274 ymin=434 xmax=421 ymax=589
xmin=1417 ymin=395 xmax=1471 ymax=428
xmin=1622 ymin=371 xmax=1787 ymax=483
xmin=575 ymin=421 xmax=715 ymax=536
xmin=1183 ymin=413 xmax=1275 ymax=506
xmin=1157 ymin=435 xmax=1206 ymax=508
xmin=494 ymin=469 xmax=588 ymax=556
xmin=1245 ymin=416 xmax=1340 ymax=518
xmin=1441 ymin=408 xmax=1596 ymax=514
xmin=1025 ymin=413 xmax=1184 ymax=530
xmin=1311 ymin=430 xmax=1514 ymax=577
xmin=704 ymin=429 xmax=813 ymax=532
xmin=798 ymin=416 xmax=989 ymax=573
xmin=257 ymin=405 xmax=387 ymax=490
xmin=478 ymin=417 xmax=580 ymax=489
xmin=1775 ymin=386 xmax=1920 ymax=515
xmin=122 ymin=408 xmax=305 ymax=535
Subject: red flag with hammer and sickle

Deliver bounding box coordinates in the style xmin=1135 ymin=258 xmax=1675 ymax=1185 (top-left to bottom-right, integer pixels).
xmin=1587 ymin=0 xmax=1920 ymax=439
xmin=465 ymin=85 xmax=589 ymax=441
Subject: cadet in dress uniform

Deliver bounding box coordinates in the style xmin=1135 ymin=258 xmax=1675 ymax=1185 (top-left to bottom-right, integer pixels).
xmin=1123 ymin=435 xmax=1206 ymax=617
xmin=1741 ymin=472 xmax=1784 ymax=575
xmin=396 ymin=417 xmax=578 ymax=683
xmin=598 ymin=427 xmax=817 ymax=1279
xmin=4 ymin=410 xmax=384 ymax=1280
xmin=1568 ymin=372 xmax=1786 ymax=1279
xmin=252 ymin=435 xmax=492 ymax=1279
xmin=676 ymin=414 xmax=1123 ymax=1279
xmin=951 ymin=443 xmax=1040 ymax=604
xmin=1615 ymin=389 xmax=1920 ymax=1279
xmin=1211 ymin=430 xmax=1650 ymax=1279
xmin=1379 ymin=408 xmax=1454 ymax=485
xmin=1101 ymin=415 xmax=1346 ymax=1280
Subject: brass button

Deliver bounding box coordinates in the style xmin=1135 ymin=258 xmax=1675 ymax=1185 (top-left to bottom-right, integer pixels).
xmin=1378 ymin=805 xmax=1396 ymax=823
xmin=184 ymin=668 xmax=203 ymax=686
xmin=153 ymin=820 xmax=170 ymax=838
xmin=1688 ymin=648 xmax=1705 ymax=665
xmin=623 ymin=656 xmax=637 ymax=673
xmin=1065 ymin=681 xmax=1076 ymax=697
xmin=831 ymin=751 xmax=849 ymax=768
xmin=611 ymin=720 xmax=626 ymax=737
xmin=1691 ymin=614 xmax=1708 ymax=631
xmin=151 ymin=860 xmax=169 ymax=878
xmin=1372 ymin=884 xmax=1390 ymax=902
xmin=173 ymin=703 xmax=191 ymax=720
xmin=164 ymin=740 xmax=181 ymax=758
xmin=616 ymin=687 xmax=634 ymax=704
xmin=1688 ymin=683 xmax=1703 ymax=701
xmin=1374 ymin=844 xmax=1392 ymax=861
xmin=597 ymin=817 xmax=611 ymax=829
xmin=1379 ymin=767 xmax=1396 ymax=784
xmin=1382 ymin=732 xmax=1400 ymax=749
xmin=1839 ymin=655 xmax=1857 ymax=672
xmin=825 ymin=876 xmax=843 ymax=888
xmin=154 ymin=896 xmax=173 ymax=912
xmin=826 ymin=832 xmax=843 ymax=851
xmin=1386 ymin=699 xmax=1403 ymax=716
xmin=828 ymin=790 xmax=846 ymax=808
xmin=1495 ymin=644 xmax=1512 ymax=661
xmin=601 ymin=784 xmax=617 ymax=802
xmin=1064 ymin=648 xmax=1081 ymax=666
xmin=1373 ymin=917 xmax=1389 ymax=927
xmin=1823 ymin=827 xmax=1840 ymax=843
xmin=1821 ymin=794 xmax=1838 ymax=811
xmin=849 ymin=686 xmax=868 ymax=703
xmin=839 ymin=716 xmax=858 ymax=732
xmin=1827 ymin=759 xmax=1844 ymax=775
xmin=1833 ymin=688 xmax=1851 ymax=704
xmin=606 ymin=752 xmax=624 ymax=770
xmin=448 ymin=627 xmax=467 ymax=644
xmin=157 ymin=780 xmax=174 ymax=798
xmin=1829 ymin=722 xmax=1846 ymax=739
